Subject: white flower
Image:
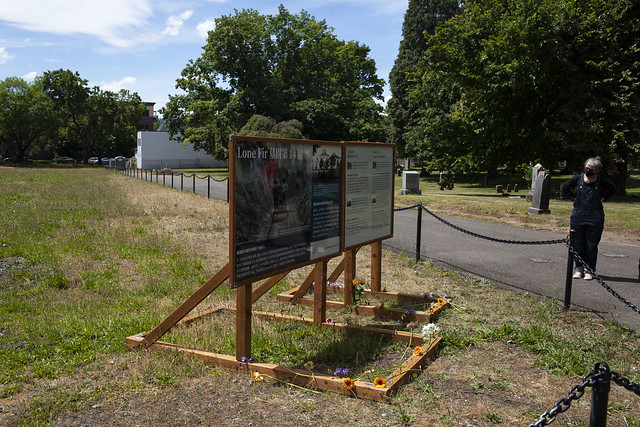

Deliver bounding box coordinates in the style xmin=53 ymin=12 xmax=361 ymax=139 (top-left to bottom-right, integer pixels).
xmin=422 ymin=323 xmax=440 ymax=337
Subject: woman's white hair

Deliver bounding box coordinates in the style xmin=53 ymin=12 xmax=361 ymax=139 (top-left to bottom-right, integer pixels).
xmin=585 ymin=157 xmax=602 ymax=172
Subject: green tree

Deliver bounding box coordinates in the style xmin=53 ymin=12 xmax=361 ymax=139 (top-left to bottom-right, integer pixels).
xmin=387 ymin=0 xmax=460 ymax=158
xmin=162 ymin=5 xmax=386 ymax=160
xmin=0 ymin=77 xmax=57 ymax=162
xmin=408 ymin=0 xmax=639 ymax=192
xmin=41 ymin=69 xmax=145 ymax=162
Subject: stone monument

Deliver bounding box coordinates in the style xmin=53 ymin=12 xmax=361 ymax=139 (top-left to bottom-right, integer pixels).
xmin=400 ymin=171 xmax=421 ymax=195
xmin=528 ymin=163 xmax=551 ymax=214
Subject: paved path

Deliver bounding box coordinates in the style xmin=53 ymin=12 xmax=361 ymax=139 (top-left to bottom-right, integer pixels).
xmin=124 ymin=170 xmax=640 ymax=329
xmin=388 ymin=208 xmax=640 ymax=329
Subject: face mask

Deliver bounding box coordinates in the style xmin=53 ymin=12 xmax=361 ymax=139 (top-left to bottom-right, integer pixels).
xmin=584 ymin=168 xmax=595 ymax=177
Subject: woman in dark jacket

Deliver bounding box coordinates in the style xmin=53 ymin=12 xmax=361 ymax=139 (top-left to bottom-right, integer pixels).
xmin=560 ymin=157 xmax=616 ymax=280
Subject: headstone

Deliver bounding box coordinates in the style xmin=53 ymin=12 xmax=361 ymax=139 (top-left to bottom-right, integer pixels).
xmin=495 ymin=185 xmax=503 ymax=193
xmin=506 ymin=184 xmax=512 ymax=193
xmin=528 ymin=164 xmax=551 ymax=214
xmin=514 ymin=184 xmax=519 ymax=193
xmin=400 ymin=171 xmax=422 ymax=195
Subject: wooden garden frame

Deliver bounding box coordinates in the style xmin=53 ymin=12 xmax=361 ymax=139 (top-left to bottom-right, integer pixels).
xmin=126 ymin=243 xmax=445 ymax=401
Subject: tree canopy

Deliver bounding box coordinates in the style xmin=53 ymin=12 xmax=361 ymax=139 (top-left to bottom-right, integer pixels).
xmin=41 ymin=69 xmax=145 ymax=162
xmin=162 ymin=5 xmax=386 ymax=160
xmin=399 ymin=0 xmax=639 ymax=192
xmin=0 ymin=77 xmax=57 ymax=162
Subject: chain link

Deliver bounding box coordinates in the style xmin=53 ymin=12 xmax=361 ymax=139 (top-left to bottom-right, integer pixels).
xmin=565 ymin=243 xmax=640 ymax=316
xmin=531 ymin=363 xmax=640 ymax=426
xmin=414 ymin=203 xmax=568 ymax=245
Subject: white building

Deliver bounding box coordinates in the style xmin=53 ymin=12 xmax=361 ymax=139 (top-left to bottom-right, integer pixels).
xmin=135 ymin=131 xmax=227 ymax=170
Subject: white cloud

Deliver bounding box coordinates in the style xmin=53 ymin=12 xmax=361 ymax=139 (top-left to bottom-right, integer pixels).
xmin=0 ymin=47 xmax=14 ymax=64
xmin=196 ymin=19 xmax=216 ymax=39
xmin=23 ymin=71 xmax=38 ymax=81
xmin=163 ymin=10 xmax=194 ymax=36
xmin=99 ymin=76 xmax=138 ymax=92
xmin=0 ymin=0 xmax=153 ymax=48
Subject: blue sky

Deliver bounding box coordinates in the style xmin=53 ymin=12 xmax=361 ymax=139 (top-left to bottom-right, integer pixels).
xmin=0 ymin=0 xmax=408 ymax=116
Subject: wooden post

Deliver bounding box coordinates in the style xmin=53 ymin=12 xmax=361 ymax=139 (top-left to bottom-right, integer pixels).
xmin=313 ymin=259 xmax=328 ymax=324
xmin=370 ymin=241 xmax=382 ymax=292
xmin=236 ymin=281 xmax=252 ymax=360
xmin=344 ymin=248 xmax=356 ymax=305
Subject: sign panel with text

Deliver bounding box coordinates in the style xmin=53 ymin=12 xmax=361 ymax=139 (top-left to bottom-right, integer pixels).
xmin=343 ymin=142 xmax=394 ymax=249
xmin=230 ymin=136 xmax=343 ymax=286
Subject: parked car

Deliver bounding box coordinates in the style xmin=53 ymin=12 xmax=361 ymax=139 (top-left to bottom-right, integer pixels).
xmin=88 ymin=157 xmax=99 ymax=165
xmin=55 ymin=156 xmax=76 ymax=164
xmin=101 ymin=157 xmax=114 ymax=167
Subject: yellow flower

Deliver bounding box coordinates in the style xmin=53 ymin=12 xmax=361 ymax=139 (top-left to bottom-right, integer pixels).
xmin=374 ymin=377 xmax=386 ymax=388
xmin=352 ymin=279 xmax=359 ymax=286
xmin=428 ymin=307 xmax=435 ymax=314
xmin=253 ymin=371 xmax=264 ymax=382
xmin=413 ymin=346 xmax=422 ymax=356
xmin=342 ymin=377 xmax=355 ymax=390
xmin=438 ymin=298 xmax=445 ymax=305
xmin=304 ymin=361 xmax=315 ymax=370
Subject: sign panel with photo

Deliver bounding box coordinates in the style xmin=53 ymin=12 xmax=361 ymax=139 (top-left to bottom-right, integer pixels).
xmin=230 ymin=136 xmax=342 ymax=286
xmin=344 ymin=143 xmax=394 ymax=249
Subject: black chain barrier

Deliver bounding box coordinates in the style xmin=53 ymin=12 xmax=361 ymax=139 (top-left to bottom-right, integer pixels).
xmin=530 ymin=362 xmax=640 ymax=426
xmin=416 ymin=203 xmax=568 ymax=245
xmin=393 ymin=203 xmax=640 ymax=318
xmin=565 ymin=244 xmax=640 ymax=316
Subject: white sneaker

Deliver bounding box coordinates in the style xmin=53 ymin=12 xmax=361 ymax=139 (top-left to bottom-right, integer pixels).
xmin=584 ymin=273 xmax=593 ymax=280
xmin=573 ymin=271 xmax=584 ymax=279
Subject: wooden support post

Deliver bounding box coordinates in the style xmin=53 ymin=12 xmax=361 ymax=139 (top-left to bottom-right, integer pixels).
xmin=344 ymin=248 xmax=356 ymax=305
xmin=313 ymin=259 xmax=327 ymax=324
xmin=236 ymin=281 xmax=252 ymax=360
xmin=139 ymin=263 xmax=230 ymax=348
xmin=370 ymin=241 xmax=382 ymax=292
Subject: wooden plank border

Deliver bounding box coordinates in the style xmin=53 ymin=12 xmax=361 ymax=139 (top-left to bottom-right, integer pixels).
xmin=126 ymin=307 xmax=441 ymax=402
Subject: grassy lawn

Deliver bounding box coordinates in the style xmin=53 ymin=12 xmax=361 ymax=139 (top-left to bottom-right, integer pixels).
xmin=0 ymin=166 xmax=638 ymax=426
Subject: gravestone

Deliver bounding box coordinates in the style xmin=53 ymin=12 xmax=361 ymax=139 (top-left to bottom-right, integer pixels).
xmin=495 ymin=185 xmax=503 ymax=193
xmin=528 ymin=164 xmax=551 ymax=214
xmin=400 ymin=171 xmax=421 ymax=195
xmin=506 ymin=184 xmax=512 ymax=193
xmin=514 ymin=184 xmax=519 ymax=193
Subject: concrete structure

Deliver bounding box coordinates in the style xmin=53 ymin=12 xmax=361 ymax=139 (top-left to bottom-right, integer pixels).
xmin=135 ymin=131 xmax=227 ymax=170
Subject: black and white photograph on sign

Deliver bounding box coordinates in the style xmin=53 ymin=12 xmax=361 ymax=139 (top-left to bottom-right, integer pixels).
xmin=310 ymin=144 xmax=341 ymax=259
xmin=344 ymin=144 xmax=394 ymax=248
xmin=233 ymin=139 xmax=341 ymax=283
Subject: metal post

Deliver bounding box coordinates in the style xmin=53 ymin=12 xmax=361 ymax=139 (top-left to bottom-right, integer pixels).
xmin=207 ymin=175 xmax=211 ymax=199
xmin=564 ymin=229 xmax=576 ymax=310
xmin=171 ymin=172 xmax=174 ymax=188
xmin=590 ymin=363 xmax=610 ymax=427
xmin=181 ymin=173 xmax=184 ymax=191
xmin=163 ymin=172 xmax=165 ymax=186
xmin=416 ymin=205 xmax=423 ymax=263
xmin=193 ymin=175 xmax=196 ymax=193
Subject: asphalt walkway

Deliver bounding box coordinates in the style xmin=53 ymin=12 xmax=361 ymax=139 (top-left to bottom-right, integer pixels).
xmin=387 ymin=207 xmax=640 ymax=329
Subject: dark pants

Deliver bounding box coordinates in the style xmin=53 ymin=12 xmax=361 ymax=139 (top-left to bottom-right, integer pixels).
xmin=572 ymin=220 xmax=604 ymax=273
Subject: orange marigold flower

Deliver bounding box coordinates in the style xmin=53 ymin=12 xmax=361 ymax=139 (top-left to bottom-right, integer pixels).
xmin=253 ymin=371 xmax=264 ymax=382
xmin=374 ymin=377 xmax=386 ymax=388
xmin=413 ymin=346 xmax=422 ymax=356
xmin=428 ymin=307 xmax=435 ymax=314
xmin=342 ymin=377 xmax=355 ymax=390
xmin=438 ymin=298 xmax=445 ymax=305
xmin=352 ymin=279 xmax=359 ymax=286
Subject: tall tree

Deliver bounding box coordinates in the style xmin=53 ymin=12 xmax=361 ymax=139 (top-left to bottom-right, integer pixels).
xmin=0 ymin=77 xmax=57 ymax=162
xmin=162 ymin=6 xmax=386 ymax=160
xmin=41 ymin=69 xmax=145 ymax=161
xmin=408 ymin=0 xmax=639 ymax=192
xmin=387 ymin=0 xmax=460 ymax=158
